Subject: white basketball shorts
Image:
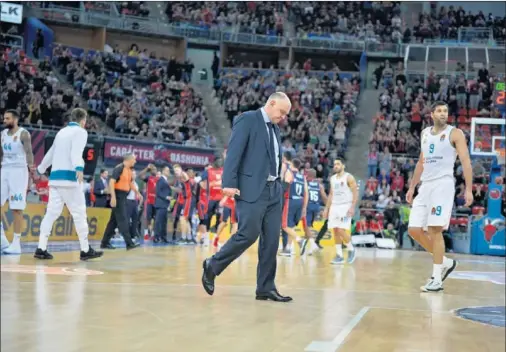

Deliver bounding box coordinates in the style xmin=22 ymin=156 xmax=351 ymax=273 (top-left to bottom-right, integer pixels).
xmin=328 ymin=203 xmax=353 ymax=230
xmin=1 ymin=166 xmax=29 ymax=210
xmin=408 ymin=176 xmax=455 ymax=230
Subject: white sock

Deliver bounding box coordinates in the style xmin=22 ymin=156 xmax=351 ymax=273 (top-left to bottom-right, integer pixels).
xmin=442 ymin=256 xmax=453 ymax=267
xmin=1 ymin=222 xmax=8 ymax=246
xmin=345 ymin=242 xmax=354 ymax=251
xmin=79 ymin=235 xmax=90 ymax=252
xmin=38 ymin=232 xmax=49 ymax=251
xmin=74 ymin=215 xmax=89 ymax=252
xmin=335 ymin=244 xmax=343 ymax=257
xmin=11 ymin=233 xmax=21 ymax=247
xmin=432 ymin=264 xmax=442 ymax=282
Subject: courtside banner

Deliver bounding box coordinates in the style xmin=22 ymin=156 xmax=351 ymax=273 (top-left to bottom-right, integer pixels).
xmin=211 ymin=217 xmax=344 ymax=248
xmin=103 ymin=138 xmax=215 ymax=168
xmin=1 ymin=203 xmax=111 ymax=242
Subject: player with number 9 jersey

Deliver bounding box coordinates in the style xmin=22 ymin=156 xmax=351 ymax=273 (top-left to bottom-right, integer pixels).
xmin=408 ymin=124 xmax=457 ymax=230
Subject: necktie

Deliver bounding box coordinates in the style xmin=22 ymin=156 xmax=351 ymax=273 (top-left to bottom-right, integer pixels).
xmin=267 ymin=122 xmax=277 ymax=177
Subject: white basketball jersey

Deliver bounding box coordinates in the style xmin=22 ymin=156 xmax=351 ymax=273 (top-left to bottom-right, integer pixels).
xmin=420 ymin=125 xmax=457 ymax=182
xmin=331 ymin=172 xmax=353 ymax=205
xmin=1 ymin=128 xmax=27 ymax=168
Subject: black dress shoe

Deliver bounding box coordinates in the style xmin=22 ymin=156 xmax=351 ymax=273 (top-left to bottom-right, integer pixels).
xmin=80 ymin=246 xmax=103 ymax=261
xmin=126 ymin=243 xmax=140 ymax=251
xmin=100 ymin=243 xmax=115 ymax=249
xmin=34 ymin=248 xmax=53 ymax=260
xmin=160 ymin=237 xmax=169 ymax=243
xmin=255 ymin=290 xmax=293 ymax=302
xmin=202 ymin=258 xmax=216 ymax=296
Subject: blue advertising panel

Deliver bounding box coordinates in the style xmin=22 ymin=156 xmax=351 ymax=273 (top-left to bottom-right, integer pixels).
xmin=470 ymin=182 xmax=505 ymax=256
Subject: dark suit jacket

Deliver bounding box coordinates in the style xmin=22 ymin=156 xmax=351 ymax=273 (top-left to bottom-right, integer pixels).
xmin=222 ymin=109 xmax=282 ymax=203
xmin=154 ymin=176 xmax=171 ymax=209
xmin=93 ymin=178 xmax=108 ymax=206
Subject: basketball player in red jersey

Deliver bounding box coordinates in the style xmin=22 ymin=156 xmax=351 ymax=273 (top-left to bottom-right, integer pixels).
xmin=280 ymin=152 xmax=293 ymax=252
xmin=172 ymin=178 xmax=185 ymax=241
xmin=214 ymin=194 xmax=238 ymax=249
xmin=139 ymin=164 xmax=160 ymax=240
xmin=202 ymin=153 xmax=224 ymax=240
xmin=196 ymin=165 xmax=211 ymax=245
xmin=186 ymin=169 xmax=198 ymax=243
xmin=173 ymin=165 xmax=195 ymax=244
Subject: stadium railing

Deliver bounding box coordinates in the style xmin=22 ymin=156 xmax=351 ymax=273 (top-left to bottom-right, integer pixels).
xmin=18 ymin=123 xmax=215 ymax=150
xmin=404 ymin=43 xmax=506 ymax=85
xmin=24 ymin=7 xmax=503 ymax=58
xmin=0 ymin=34 xmax=24 ymax=50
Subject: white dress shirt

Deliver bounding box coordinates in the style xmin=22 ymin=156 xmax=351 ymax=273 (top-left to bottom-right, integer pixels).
xmin=127 ymin=181 xmax=139 ymax=200
xmin=260 ymin=108 xmax=279 ymax=180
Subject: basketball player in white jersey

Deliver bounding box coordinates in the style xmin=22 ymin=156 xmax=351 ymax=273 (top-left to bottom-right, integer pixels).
xmin=34 ymin=108 xmax=103 ymax=260
xmin=1 ymin=110 xmax=35 ymax=254
xmin=323 ymin=158 xmax=358 ymax=264
xmin=407 ymin=101 xmax=473 ymax=292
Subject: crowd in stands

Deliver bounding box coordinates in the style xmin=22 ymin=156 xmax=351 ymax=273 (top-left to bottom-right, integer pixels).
xmin=165 ymin=1 xmax=285 ymax=36
xmin=214 ymin=59 xmax=361 ymax=182
xmin=414 ymin=4 xmax=506 ymax=43
xmin=84 ymin=1 xmax=113 ymax=14
xmin=116 ymin=1 xmax=149 ymax=17
xmin=289 ymin=2 xmax=505 ymax=45
xmin=0 ymin=47 xmax=100 ymax=132
xmin=290 ymin=1 xmax=405 ymax=43
xmin=51 ymin=44 xmax=214 ymax=148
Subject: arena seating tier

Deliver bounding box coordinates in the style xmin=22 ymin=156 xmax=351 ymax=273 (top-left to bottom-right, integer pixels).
xmin=214 ymin=63 xmax=361 ymax=182
xmin=1 ymin=47 xmax=101 ymax=132
xmin=165 ymin=1 xmax=285 ymax=36
xmin=51 ymin=45 xmax=212 ymax=148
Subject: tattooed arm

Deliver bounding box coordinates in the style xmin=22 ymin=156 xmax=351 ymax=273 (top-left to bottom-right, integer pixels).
xmin=20 ymin=130 xmax=34 ymax=169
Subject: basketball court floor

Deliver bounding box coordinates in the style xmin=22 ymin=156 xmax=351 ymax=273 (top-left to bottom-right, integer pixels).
xmin=1 ymin=242 xmax=505 ymax=352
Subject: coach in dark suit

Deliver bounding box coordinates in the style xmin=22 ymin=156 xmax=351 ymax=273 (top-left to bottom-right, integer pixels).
xmin=154 ymin=166 xmax=172 ymax=243
xmin=94 ymin=169 xmax=109 ymax=208
xmin=202 ymin=92 xmax=293 ymax=302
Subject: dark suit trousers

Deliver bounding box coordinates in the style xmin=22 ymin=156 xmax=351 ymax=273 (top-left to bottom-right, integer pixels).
xmin=95 ymin=196 xmax=108 ymax=208
xmin=154 ymin=208 xmax=168 ymax=240
xmin=127 ymin=199 xmax=139 ymax=239
xmin=210 ymin=180 xmax=282 ymax=294
xmin=102 ymin=193 xmax=135 ymax=246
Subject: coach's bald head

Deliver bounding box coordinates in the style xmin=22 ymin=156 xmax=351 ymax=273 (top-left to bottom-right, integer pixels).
xmin=264 ymin=92 xmax=291 ymax=124
xmin=123 ymin=153 xmax=136 ymax=168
